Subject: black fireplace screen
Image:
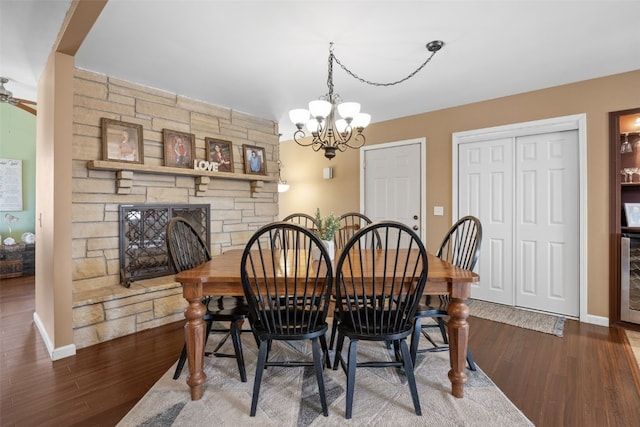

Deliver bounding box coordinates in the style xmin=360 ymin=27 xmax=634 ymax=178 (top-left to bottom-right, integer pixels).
xmin=119 ymin=204 xmax=210 ymax=287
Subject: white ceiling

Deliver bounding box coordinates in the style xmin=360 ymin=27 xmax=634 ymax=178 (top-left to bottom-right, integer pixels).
xmin=2 ymin=1 xmax=639 ymax=140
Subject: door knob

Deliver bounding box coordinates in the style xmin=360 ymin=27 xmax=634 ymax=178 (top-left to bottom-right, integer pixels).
xmin=413 ymin=225 xmax=419 ymax=231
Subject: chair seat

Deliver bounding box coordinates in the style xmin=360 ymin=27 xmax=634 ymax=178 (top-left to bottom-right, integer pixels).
xmin=252 ymin=308 xmax=328 ymax=338
xmin=338 ymin=308 xmax=414 ymax=340
xmin=253 ymin=323 xmax=328 ymax=341
xmin=205 ymin=296 xmax=250 ymax=320
xmin=414 ymin=302 xmax=448 ymax=317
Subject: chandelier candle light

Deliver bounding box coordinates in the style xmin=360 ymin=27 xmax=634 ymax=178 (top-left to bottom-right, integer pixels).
xmin=289 ymin=41 xmax=444 ymax=159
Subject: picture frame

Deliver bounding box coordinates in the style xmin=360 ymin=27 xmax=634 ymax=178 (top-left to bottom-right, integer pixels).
xmin=205 ymin=138 xmax=234 ymax=173
xmin=625 ymin=203 xmax=640 ymax=227
xmin=243 ymin=144 xmax=267 ymax=175
xmin=163 ymin=129 xmax=195 ymax=168
xmin=101 ymin=118 xmax=144 ymax=164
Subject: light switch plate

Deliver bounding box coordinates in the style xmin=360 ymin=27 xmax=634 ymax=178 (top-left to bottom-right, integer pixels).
xmin=434 ymin=206 xmax=444 ymax=216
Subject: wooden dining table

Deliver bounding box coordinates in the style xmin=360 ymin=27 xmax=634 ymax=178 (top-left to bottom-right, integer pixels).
xmin=176 ymin=249 xmax=479 ymax=401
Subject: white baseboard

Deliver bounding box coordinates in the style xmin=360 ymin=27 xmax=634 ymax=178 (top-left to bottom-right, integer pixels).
xmin=33 ymin=312 xmax=76 ymax=361
xmin=582 ymin=313 xmax=609 ymax=327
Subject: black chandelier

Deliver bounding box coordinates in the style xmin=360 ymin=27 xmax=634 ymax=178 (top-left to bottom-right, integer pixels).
xmin=289 ymin=41 xmax=444 ymax=159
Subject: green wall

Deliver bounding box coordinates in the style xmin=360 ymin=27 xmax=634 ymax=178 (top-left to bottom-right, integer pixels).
xmin=0 ymin=103 xmax=36 ymax=240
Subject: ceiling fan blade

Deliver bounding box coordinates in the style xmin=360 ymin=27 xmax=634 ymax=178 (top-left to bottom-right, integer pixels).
xmin=14 ymin=97 xmax=36 ymax=105
xmin=0 ymin=77 xmax=37 ymax=115
xmin=15 ymin=102 xmax=37 ymax=116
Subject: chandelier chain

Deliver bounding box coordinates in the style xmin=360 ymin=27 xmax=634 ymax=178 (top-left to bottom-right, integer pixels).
xmin=327 ymin=49 xmax=335 ymax=97
xmin=332 ymin=48 xmax=440 ymax=87
xmin=291 ymin=41 xmax=443 ymax=159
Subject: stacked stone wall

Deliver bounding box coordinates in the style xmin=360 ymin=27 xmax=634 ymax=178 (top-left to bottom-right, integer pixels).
xmin=71 ymin=69 xmax=279 ymax=348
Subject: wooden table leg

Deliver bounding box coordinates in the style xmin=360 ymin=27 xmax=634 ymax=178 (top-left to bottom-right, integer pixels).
xmin=183 ymin=283 xmax=207 ymax=400
xmin=447 ymin=296 xmax=469 ymax=398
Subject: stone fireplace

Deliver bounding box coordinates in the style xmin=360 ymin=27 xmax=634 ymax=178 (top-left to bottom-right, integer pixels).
xmin=71 ymin=69 xmax=279 ymax=348
xmin=119 ymin=204 xmax=209 ymax=287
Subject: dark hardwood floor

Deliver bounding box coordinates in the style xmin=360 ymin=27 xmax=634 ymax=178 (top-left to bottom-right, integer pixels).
xmin=2 ymin=275 xmax=640 ymax=426
xmin=0 ymin=276 xmax=184 ymax=427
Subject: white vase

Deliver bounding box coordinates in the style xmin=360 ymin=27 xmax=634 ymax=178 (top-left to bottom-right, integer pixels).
xmin=312 ymin=239 xmax=335 ymax=261
xmin=324 ymin=239 xmax=335 ymax=261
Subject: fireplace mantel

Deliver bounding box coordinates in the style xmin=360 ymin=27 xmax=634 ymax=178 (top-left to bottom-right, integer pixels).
xmin=87 ymin=160 xmax=276 ymax=197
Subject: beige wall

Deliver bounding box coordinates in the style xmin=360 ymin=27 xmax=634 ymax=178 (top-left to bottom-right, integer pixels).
xmin=279 ymin=140 xmax=361 ymax=219
xmin=35 ymin=51 xmax=75 ymax=353
xmin=280 ymin=69 xmax=640 ymax=319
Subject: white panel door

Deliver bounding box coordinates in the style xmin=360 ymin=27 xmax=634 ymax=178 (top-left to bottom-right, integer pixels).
xmin=363 ymin=141 xmax=422 ymax=238
xmin=458 ymin=130 xmax=580 ymax=317
xmin=458 ymin=138 xmax=514 ymax=305
xmin=515 ymin=130 xmax=579 ymax=316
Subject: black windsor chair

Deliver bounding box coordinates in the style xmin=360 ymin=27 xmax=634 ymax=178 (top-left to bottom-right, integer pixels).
xmin=334 ymin=212 xmax=374 ymax=250
xmin=240 ymin=222 xmax=333 ymax=417
xmin=166 ymin=217 xmax=250 ymax=382
xmin=409 ymin=215 xmax=482 ymax=370
xmin=332 ymin=221 xmax=428 ymax=419
xmin=328 ymin=212 xmax=382 ymax=350
xmin=282 ymin=212 xmax=318 ymax=229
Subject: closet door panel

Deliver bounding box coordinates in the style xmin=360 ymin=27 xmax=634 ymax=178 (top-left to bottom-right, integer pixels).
xmin=515 ymin=130 xmax=579 ymax=316
xmin=459 ymin=138 xmax=514 ymax=304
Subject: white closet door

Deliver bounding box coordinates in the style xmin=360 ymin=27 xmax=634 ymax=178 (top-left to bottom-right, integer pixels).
xmin=458 ymin=138 xmax=514 ymax=305
xmin=515 ymin=130 xmax=579 ymax=316
xmin=458 ymin=130 xmax=580 ymax=317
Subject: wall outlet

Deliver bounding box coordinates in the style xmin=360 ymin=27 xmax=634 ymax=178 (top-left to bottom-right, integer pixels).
xmin=433 ymin=206 xmax=444 ymax=216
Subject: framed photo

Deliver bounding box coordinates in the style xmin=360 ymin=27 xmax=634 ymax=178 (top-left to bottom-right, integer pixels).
xmin=101 ymin=118 xmax=143 ymax=164
xmin=163 ymin=129 xmax=195 ymax=168
xmin=205 ymin=138 xmax=234 ymax=173
xmin=625 ymin=203 xmax=640 ymax=227
xmin=243 ymin=144 xmax=267 ymax=175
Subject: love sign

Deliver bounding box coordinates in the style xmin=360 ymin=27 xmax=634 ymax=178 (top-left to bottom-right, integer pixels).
xmin=193 ymin=159 xmax=219 ymax=172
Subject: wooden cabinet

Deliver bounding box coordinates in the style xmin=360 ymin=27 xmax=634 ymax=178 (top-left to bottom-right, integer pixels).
xmin=610 ymin=108 xmax=640 ymax=328
xmin=0 ymin=243 xmax=35 ymax=278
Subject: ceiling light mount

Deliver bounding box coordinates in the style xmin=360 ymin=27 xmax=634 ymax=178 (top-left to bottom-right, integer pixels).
xmin=0 ymin=77 xmax=37 ymax=115
xmin=426 ymin=40 xmax=444 ymax=52
xmin=289 ymin=41 xmax=444 ymax=159
xmin=0 ymin=77 xmax=15 ymax=103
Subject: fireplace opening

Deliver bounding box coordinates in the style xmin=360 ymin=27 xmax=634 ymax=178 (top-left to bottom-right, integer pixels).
xmin=119 ymin=204 xmax=210 ymax=287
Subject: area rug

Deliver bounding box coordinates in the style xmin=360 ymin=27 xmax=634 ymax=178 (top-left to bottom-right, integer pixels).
xmin=117 ymin=331 xmax=533 ymax=426
xmin=468 ymin=299 xmax=566 ymax=337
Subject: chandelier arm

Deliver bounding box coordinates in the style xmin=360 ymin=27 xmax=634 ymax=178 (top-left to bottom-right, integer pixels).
xmin=294 ymin=134 xmax=326 ymax=153
xmin=336 ymin=143 xmax=349 ymax=153
xmin=341 ymin=132 xmax=366 ymax=150
xmin=332 ymin=41 xmax=442 ymax=87
xmin=293 ymin=130 xmax=318 ymax=147
xmin=330 ymin=127 xmax=351 ymax=147
xmin=310 ymin=129 xmax=327 ymax=152
xmin=310 ymin=140 xmax=325 ymax=152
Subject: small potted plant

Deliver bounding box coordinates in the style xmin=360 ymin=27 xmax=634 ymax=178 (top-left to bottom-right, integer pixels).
xmin=313 ymin=208 xmax=340 ymax=260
